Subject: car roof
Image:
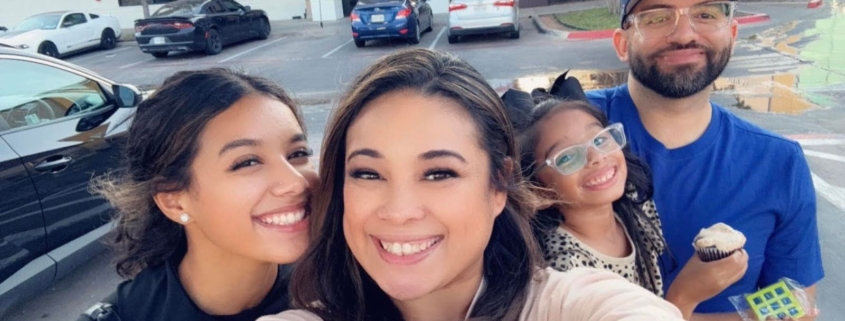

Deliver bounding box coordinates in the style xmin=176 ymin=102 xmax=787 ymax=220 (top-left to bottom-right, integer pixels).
xmin=35 ymin=11 xmax=72 ymax=16
xmin=0 ymin=47 xmax=114 ymax=84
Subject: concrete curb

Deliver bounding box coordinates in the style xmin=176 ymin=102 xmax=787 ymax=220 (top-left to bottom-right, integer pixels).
xmin=533 ymin=11 xmax=772 ymax=41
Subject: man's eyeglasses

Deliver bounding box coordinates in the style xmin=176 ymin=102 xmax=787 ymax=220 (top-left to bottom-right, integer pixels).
xmin=625 ymin=1 xmax=736 ymax=39
xmin=542 ymin=123 xmax=627 ymax=176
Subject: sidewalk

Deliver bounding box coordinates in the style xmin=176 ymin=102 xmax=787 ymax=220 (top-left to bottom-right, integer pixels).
xmin=529 ymin=0 xmax=823 ymax=41
xmin=271 ymin=18 xmax=351 ymax=38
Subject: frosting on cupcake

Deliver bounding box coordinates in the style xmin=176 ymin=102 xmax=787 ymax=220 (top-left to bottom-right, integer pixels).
xmin=692 ymin=223 xmax=746 ymax=252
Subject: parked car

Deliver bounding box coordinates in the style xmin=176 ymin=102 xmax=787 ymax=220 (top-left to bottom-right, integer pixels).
xmin=0 ymin=26 xmax=7 ymax=35
xmin=134 ymin=0 xmax=271 ymax=58
xmin=447 ymin=0 xmax=519 ymax=43
xmin=0 ymin=11 xmax=121 ymax=58
xmin=351 ymin=0 xmax=434 ymax=48
xmin=0 ymin=46 xmax=142 ymax=319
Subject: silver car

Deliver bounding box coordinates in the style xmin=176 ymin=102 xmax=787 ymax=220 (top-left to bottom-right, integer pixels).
xmin=447 ymin=0 xmax=519 ymax=43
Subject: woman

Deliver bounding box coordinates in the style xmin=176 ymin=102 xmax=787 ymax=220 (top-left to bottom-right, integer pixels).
xmin=258 ymin=49 xmax=684 ymax=321
xmin=87 ymin=68 xmax=317 ymax=321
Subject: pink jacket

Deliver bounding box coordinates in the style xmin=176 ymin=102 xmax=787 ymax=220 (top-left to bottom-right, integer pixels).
xmin=258 ymin=267 xmax=685 ymax=321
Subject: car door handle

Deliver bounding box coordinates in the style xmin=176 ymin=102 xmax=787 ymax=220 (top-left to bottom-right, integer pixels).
xmin=34 ymin=156 xmax=73 ymax=172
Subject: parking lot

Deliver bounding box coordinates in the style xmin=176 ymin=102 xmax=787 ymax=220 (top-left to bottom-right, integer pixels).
xmin=3 ymin=6 xmax=845 ymax=321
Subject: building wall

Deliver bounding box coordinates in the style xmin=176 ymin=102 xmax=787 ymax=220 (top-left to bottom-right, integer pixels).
xmin=0 ymin=0 xmax=344 ymax=30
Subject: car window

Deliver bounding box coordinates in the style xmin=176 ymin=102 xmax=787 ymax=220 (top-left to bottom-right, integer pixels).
xmin=62 ymin=13 xmax=88 ymax=27
xmin=90 ymin=14 xmax=100 ymax=19
xmin=220 ymin=0 xmax=242 ymax=12
xmin=203 ymin=1 xmax=225 ymax=14
xmin=152 ymin=0 xmax=207 ymax=17
xmin=14 ymin=14 xmax=62 ymax=32
xmin=0 ymin=59 xmax=109 ymax=132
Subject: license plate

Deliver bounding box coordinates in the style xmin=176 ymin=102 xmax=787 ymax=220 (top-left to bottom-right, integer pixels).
xmin=371 ymin=14 xmax=385 ymax=23
xmin=151 ymin=37 xmax=165 ymax=45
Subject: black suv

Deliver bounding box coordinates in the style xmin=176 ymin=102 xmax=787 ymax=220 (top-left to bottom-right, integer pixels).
xmin=0 ymin=46 xmax=141 ymax=318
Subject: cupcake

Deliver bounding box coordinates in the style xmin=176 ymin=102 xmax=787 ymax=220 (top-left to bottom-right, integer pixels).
xmin=692 ymin=223 xmax=746 ymax=262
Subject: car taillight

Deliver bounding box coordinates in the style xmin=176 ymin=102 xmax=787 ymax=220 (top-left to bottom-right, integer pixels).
xmin=172 ymin=22 xmax=193 ymax=29
xmin=449 ymin=3 xmax=467 ymax=11
xmin=396 ymin=8 xmax=411 ymax=19
xmin=493 ymin=0 xmax=515 ymax=6
xmin=351 ymin=12 xmax=361 ymax=22
xmin=134 ymin=24 xmax=146 ymax=32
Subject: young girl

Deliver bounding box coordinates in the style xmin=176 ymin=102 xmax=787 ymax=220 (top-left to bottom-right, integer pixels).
xmin=514 ymin=94 xmax=667 ymax=296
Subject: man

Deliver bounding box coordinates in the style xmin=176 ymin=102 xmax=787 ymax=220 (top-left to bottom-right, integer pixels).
xmin=586 ymin=0 xmax=824 ymax=319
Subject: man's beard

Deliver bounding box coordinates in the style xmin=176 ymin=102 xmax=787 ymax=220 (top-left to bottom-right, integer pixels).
xmin=629 ymin=43 xmax=732 ymax=99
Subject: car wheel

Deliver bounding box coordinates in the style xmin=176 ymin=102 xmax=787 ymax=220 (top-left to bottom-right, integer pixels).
xmin=38 ymin=42 xmax=59 ymax=58
xmin=151 ymin=52 xmax=168 ymax=58
xmin=510 ymin=28 xmax=520 ymax=39
xmin=447 ymin=35 xmax=458 ymax=44
xmin=257 ymin=18 xmax=271 ymax=40
xmin=100 ymin=29 xmax=117 ymax=50
xmin=410 ymin=21 xmax=421 ymax=44
xmin=425 ymin=14 xmax=433 ymax=32
xmin=205 ymin=29 xmax=223 ymax=55
xmin=354 ymin=39 xmax=366 ymax=48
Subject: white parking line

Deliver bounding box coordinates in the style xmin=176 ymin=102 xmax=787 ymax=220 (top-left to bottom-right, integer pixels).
xmin=812 ymin=172 xmax=845 ymax=213
xmin=218 ymin=37 xmax=288 ymax=63
xmin=804 ymin=150 xmax=845 ymax=163
xmin=323 ymin=39 xmax=353 ymax=58
xmin=119 ymin=57 xmax=155 ymax=69
xmin=429 ymin=27 xmax=446 ymax=50
xmin=794 ymin=138 xmax=845 ymax=146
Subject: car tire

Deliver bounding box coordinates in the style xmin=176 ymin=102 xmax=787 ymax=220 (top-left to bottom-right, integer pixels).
xmin=510 ymin=28 xmax=520 ymax=39
xmin=410 ymin=21 xmax=421 ymax=44
xmin=151 ymin=52 xmax=168 ymax=58
xmin=447 ymin=35 xmax=458 ymax=44
xmin=425 ymin=14 xmax=433 ymax=32
xmin=354 ymin=39 xmax=366 ymax=48
xmin=205 ymin=28 xmax=223 ymax=55
xmin=37 ymin=42 xmax=59 ymax=58
xmin=257 ymin=18 xmax=271 ymax=40
xmin=100 ymin=29 xmax=117 ymax=50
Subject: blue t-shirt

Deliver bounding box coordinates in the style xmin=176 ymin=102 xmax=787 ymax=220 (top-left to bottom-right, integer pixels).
xmin=586 ymin=85 xmax=824 ymax=313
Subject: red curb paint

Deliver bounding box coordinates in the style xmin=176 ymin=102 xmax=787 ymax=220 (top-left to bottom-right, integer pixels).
xmin=808 ymin=0 xmax=823 ymax=9
xmin=566 ymin=29 xmax=615 ymax=40
xmin=563 ymin=13 xmax=771 ymax=40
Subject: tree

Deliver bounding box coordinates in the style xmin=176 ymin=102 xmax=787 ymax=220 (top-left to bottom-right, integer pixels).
xmin=606 ymin=0 xmax=621 ymax=15
xmin=140 ymin=0 xmax=151 ymax=18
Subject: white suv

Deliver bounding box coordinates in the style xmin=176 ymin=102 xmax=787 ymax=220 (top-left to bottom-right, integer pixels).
xmin=447 ymin=0 xmax=519 ymax=43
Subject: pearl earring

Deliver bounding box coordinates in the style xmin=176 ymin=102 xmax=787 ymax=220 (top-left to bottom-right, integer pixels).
xmin=179 ymin=213 xmax=191 ymax=223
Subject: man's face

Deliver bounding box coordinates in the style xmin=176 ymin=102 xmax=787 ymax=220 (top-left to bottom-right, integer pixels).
xmin=617 ymin=0 xmax=738 ymax=99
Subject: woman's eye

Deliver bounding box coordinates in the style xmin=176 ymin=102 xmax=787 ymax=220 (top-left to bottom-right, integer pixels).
xmin=230 ymin=158 xmax=261 ymax=171
xmin=424 ymin=169 xmax=457 ymax=181
xmin=350 ymin=169 xmax=381 ymax=180
xmin=289 ymin=147 xmax=314 ymax=160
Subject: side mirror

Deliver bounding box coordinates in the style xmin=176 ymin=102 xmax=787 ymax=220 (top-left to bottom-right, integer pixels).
xmin=112 ymin=84 xmax=142 ymax=108
xmin=243 ymin=6 xmax=251 ymax=11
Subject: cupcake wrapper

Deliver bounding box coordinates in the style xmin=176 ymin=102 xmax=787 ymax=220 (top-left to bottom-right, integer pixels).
xmin=696 ymin=247 xmax=736 ymax=262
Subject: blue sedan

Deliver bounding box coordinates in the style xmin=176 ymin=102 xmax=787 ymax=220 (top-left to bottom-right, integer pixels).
xmin=351 ymin=0 xmax=434 ymax=48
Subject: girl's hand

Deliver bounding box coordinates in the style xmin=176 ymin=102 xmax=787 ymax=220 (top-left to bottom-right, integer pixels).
xmin=666 ymin=250 xmax=749 ymax=319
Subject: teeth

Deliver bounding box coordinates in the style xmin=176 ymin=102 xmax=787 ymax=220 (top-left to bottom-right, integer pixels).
xmin=380 ymin=239 xmax=439 ymax=256
xmin=258 ymin=210 xmax=306 ymax=226
xmin=586 ymin=168 xmax=615 ymax=187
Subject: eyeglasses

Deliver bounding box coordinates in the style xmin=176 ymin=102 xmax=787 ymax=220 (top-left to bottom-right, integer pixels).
xmin=542 ymin=123 xmax=627 ymax=176
xmin=626 ymin=1 xmax=736 ymax=39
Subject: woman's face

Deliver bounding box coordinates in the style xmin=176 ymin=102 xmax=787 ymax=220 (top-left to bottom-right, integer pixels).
xmin=177 ymin=94 xmax=317 ymax=264
xmin=533 ymin=109 xmax=627 ymax=209
xmin=342 ymin=90 xmax=507 ymax=301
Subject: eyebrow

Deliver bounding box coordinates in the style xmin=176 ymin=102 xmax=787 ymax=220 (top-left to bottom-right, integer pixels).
xmin=420 ymin=150 xmax=466 ymax=163
xmin=637 ymin=3 xmax=674 ymax=11
xmin=219 ymin=139 xmax=260 ymax=156
xmin=346 ymin=148 xmax=467 ymax=163
xmin=290 ymin=133 xmax=307 ymax=144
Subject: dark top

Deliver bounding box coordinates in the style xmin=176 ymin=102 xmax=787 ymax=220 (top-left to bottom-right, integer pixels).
xmin=112 ymin=251 xmax=293 ymax=321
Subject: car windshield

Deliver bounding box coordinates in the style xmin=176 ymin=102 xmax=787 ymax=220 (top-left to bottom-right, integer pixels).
xmin=14 ymin=14 xmax=62 ymax=32
xmin=152 ymin=0 xmax=207 ymax=17
xmin=357 ymin=0 xmax=403 ymax=5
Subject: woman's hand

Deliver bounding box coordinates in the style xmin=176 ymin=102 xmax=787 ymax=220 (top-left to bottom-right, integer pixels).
xmin=666 ymin=250 xmax=749 ymax=319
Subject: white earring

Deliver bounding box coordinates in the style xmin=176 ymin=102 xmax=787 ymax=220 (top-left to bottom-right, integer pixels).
xmin=179 ymin=213 xmax=191 ymax=223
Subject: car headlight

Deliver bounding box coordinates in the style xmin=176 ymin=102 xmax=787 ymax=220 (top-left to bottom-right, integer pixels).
xmin=16 ymin=44 xmax=29 ymax=49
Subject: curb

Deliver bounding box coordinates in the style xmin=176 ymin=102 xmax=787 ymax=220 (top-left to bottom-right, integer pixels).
xmin=533 ymin=11 xmax=772 ymax=41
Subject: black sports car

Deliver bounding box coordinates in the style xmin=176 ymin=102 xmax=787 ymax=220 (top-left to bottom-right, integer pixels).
xmin=134 ymin=0 xmax=271 ymax=58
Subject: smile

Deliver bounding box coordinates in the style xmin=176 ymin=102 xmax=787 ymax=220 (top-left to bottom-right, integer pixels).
xmin=584 ymin=166 xmax=617 ymax=188
xmin=255 ymin=208 xmax=306 ymax=226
